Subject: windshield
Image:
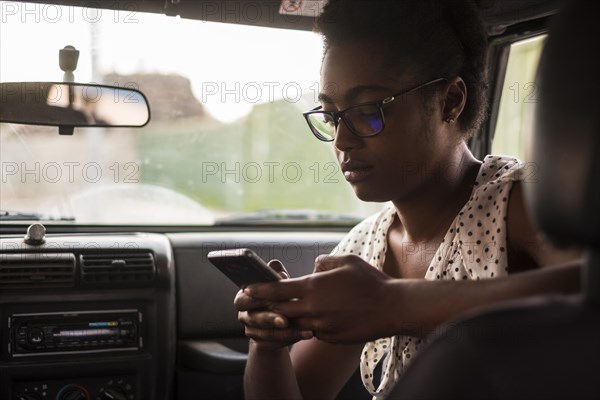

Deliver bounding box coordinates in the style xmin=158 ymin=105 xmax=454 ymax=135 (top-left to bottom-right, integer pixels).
xmin=0 ymin=2 xmax=384 ymax=225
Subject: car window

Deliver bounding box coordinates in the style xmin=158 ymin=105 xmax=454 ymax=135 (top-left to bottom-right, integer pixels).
xmin=0 ymin=3 xmax=384 ymax=225
xmin=492 ymin=34 xmax=546 ymax=162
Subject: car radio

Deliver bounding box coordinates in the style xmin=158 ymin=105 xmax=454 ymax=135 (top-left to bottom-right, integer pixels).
xmin=9 ymin=310 xmax=142 ymax=356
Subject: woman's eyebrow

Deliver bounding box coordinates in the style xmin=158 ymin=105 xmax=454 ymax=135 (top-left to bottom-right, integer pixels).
xmin=317 ymin=93 xmax=335 ymax=103
xmin=317 ymin=84 xmax=392 ymax=104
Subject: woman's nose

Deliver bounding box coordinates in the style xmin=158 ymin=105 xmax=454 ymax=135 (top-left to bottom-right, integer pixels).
xmin=333 ymin=118 xmax=362 ymax=152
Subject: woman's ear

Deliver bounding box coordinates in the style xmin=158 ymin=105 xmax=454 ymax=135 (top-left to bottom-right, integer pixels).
xmin=442 ymin=76 xmax=467 ymax=123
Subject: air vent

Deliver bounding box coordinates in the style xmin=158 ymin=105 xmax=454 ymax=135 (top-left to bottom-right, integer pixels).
xmin=0 ymin=253 xmax=76 ymax=289
xmin=80 ymin=252 xmax=156 ymax=285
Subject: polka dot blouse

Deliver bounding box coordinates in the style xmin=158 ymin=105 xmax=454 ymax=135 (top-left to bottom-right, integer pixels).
xmin=330 ymin=155 xmax=523 ymax=398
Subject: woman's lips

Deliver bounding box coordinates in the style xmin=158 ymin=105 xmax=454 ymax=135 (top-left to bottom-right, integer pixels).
xmin=341 ymin=163 xmax=374 ymax=183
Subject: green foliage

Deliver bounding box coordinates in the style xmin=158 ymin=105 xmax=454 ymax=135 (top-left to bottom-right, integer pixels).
xmin=137 ymin=99 xmax=374 ymax=216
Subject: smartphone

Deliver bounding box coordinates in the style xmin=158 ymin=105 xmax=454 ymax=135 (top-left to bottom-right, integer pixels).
xmin=207 ymin=248 xmax=281 ymax=288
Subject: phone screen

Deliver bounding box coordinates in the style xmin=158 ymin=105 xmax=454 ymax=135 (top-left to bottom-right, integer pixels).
xmin=207 ymin=248 xmax=281 ymax=288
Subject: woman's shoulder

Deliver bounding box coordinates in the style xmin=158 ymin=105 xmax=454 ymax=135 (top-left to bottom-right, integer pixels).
xmin=476 ymin=154 xmax=525 ymax=187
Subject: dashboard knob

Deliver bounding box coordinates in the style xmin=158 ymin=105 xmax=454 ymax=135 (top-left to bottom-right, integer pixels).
xmin=100 ymin=387 xmax=127 ymax=400
xmin=24 ymin=223 xmax=46 ymax=245
xmin=59 ymin=388 xmax=88 ymax=400
xmin=27 ymin=328 xmax=45 ymax=344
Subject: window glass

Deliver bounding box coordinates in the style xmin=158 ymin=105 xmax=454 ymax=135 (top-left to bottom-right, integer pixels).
xmin=0 ymin=3 xmax=384 ymax=225
xmin=492 ymin=35 xmax=546 ymax=161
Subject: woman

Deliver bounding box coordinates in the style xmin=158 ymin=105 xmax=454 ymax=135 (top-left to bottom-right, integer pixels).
xmin=235 ymin=1 xmax=580 ymax=398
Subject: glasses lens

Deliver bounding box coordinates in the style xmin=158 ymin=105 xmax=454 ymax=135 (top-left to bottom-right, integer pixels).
xmin=307 ymin=112 xmax=336 ymax=141
xmin=344 ymin=105 xmax=383 ymax=136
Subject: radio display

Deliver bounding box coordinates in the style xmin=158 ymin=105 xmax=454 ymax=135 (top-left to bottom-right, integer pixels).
xmin=9 ymin=310 xmax=142 ymax=356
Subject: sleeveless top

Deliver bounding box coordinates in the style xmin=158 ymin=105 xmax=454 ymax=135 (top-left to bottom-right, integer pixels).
xmin=330 ymin=155 xmax=524 ymax=398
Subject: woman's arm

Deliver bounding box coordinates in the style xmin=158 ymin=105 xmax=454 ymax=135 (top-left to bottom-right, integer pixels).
xmin=244 ymin=341 xmax=302 ymax=400
xmin=247 ymin=257 xmax=581 ymax=341
xmin=237 ymin=260 xmax=364 ymax=400
xmin=291 ymin=339 xmax=363 ymax=400
xmin=244 ymin=338 xmax=362 ymax=400
xmin=383 ymin=261 xmax=580 ymax=336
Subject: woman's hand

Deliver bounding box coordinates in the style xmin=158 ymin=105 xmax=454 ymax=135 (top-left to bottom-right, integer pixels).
xmin=245 ymin=255 xmax=395 ymax=344
xmin=234 ymin=260 xmax=314 ymax=350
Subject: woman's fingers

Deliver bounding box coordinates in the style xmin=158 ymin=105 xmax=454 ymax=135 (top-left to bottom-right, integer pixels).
xmin=234 ymin=289 xmax=270 ymax=311
xmin=238 ymin=310 xmax=290 ymax=329
xmin=239 ymin=309 xmax=313 ymax=343
xmin=235 ymin=260 xmax=316 ymax=347
xmin=267 ymin=259 xmax=290 ymax=279
xmin=244 ymin=325 xmax=313 ymax=343
xmin=245 ymin=276 xmax=308 ymax=301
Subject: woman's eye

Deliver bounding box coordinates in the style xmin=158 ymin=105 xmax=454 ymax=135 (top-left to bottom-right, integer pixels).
xmin=359 ymin=110 xmax=378 ymax=118
xmin=322 ymin=114 xmax=336 ymax=125
xmin=352 ymin=107 xmax=379 ymax=119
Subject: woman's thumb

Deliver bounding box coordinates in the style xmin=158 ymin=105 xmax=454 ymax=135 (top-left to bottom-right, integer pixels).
xmin=267 ymin=259 xmax=289 ymax=279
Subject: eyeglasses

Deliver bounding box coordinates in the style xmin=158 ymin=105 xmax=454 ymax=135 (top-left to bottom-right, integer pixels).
xmin=303 ymin=78 xmax=446 ymax=142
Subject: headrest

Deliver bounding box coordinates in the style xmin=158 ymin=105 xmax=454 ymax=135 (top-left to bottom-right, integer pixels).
xmin=525 ymin=0 xmax=600 ymax=249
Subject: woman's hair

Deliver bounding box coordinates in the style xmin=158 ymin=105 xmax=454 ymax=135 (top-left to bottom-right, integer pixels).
xmin=315 ymin=0 xmax=488 ymax=139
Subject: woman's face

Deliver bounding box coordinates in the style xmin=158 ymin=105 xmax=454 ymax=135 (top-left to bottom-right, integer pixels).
xmin=320 ymin=41 xmax=456 ymax=203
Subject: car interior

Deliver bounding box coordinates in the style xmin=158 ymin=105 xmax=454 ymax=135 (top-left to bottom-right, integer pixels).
xmin=0 ymin=0 xmax=592 ymax=399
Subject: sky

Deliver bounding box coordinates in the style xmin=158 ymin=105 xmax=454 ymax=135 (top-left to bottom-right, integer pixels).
xmin=0 ymin=1 xmax=325 ymax=122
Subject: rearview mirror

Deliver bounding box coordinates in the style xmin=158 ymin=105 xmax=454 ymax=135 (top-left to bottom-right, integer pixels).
xmin=0 ymin=82 xmax=151 ymax=132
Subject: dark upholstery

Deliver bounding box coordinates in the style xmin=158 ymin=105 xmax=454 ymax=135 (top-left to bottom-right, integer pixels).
xmin=389 ymin=295 xmax=600 ymax=400
xmin=387 ymin=1 xmax=600 ymax=398
xmin=525 ymin=0 xmax=600 ymax=249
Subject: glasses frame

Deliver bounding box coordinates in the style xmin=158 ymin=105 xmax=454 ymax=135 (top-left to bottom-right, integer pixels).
xmin=303 ymin=77 xmax=447 ymax=142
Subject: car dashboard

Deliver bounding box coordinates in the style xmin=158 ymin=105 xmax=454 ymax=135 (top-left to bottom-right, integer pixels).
xmin=0 ymin=231 xmax=175 ymax=399
xmin=0 ymin=227 xmax=344 ymax=399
